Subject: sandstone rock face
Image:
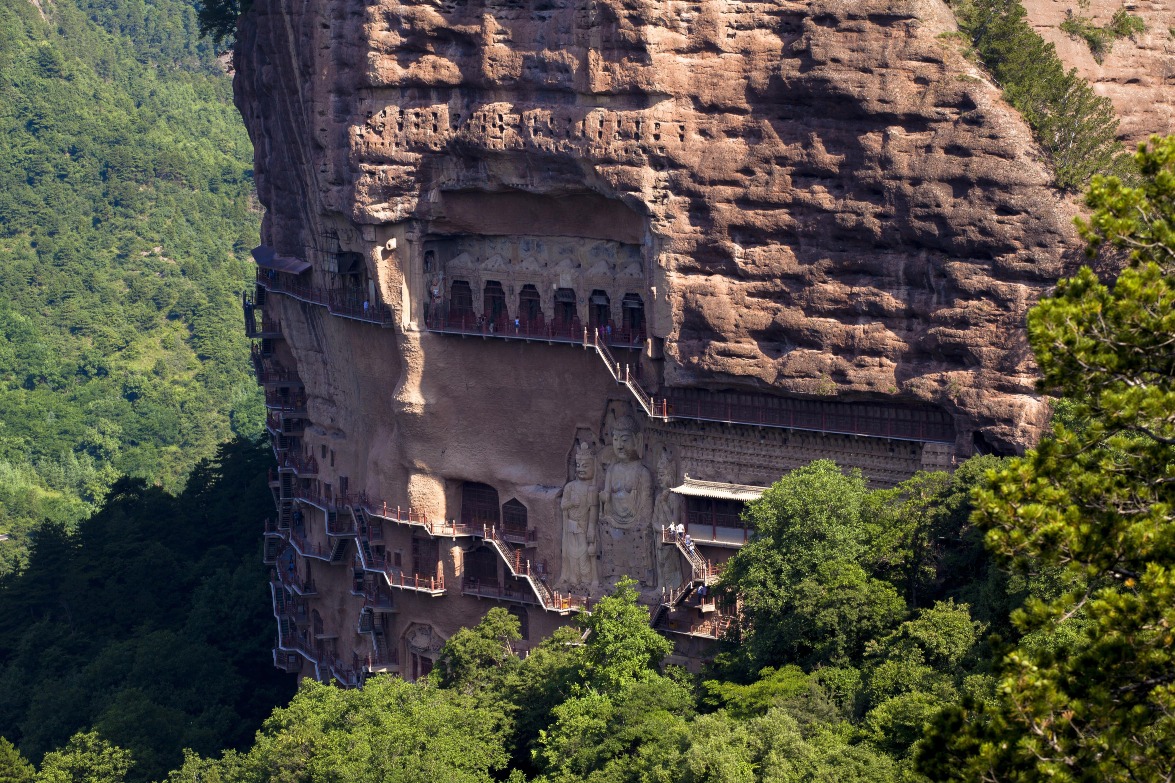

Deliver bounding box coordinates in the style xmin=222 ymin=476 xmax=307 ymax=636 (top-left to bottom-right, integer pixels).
xmin=1023 ymin=0 xmax=1175 ymax=145
xmin=236 ymin=0 xmax=1105 ymax=675
xmin=237 ymin=0 xmax=1083 ymax=457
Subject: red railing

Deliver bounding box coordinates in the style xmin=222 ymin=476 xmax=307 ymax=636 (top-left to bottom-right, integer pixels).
xmin=660 ymin=527 xmax=720 ymax=583
xmin=266 ymin=411 xmax=306 ymax=435
xmin=271 ymin=582 xmax=309 ymax=621
xmin=658 ymin=392 xmax=955 ymax=444
xmin=285 ymin=526 xmax=332 ymax=562
xmin=276 ymin=562 xmax=318 ymax=594
xmin=326 ymin=513 xmax=355 ymax=536
xmin=361 ymin=583 xmax=396 ymax=612
xmin=354 ymin=548 xmax=445 ymax=593
xmin=362 ymin=647 xmax=400 ymax=670
xmin=279 ymin=452 xmax=318 ymax=476
xmin=251 ymin=347 xmax=302 ymax=386
xmin=462 ymin=576 xmax=540 ymax=605
xmin=329 ymin=659 xmax=360 ymax=688
xmin=657 ymin=611 xmax=734 ymax=639
xmin=426 ymin=308 xmax=583 ymax=343
xmin=349 ymin=493 xmax=479 ymax=537
xmin=244 ymin=294 xmax=284 ymax=338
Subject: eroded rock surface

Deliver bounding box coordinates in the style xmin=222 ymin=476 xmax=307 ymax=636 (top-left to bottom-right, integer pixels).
xmin=236 ymin=0 xmax=1090 ymax=457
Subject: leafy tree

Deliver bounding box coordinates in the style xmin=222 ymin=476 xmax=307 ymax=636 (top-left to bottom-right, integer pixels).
xmin=0 ymin=0 xmax=262 ymax=574
xmin=176 ymin=677 xmax=509 ymax=783
xmin=718 ymin=461 xmax=898 ymax=673
xmin=534 ymin=676 xmax=692 ymax=783
xmin=195 ymin=0 xmax=249 ymax=47
xmin=35 ymin=732 xmax=131 ymax=783
xmin=436 ymin=606 xmax=523 ymax=696
xmin=920 ymin=136 xmax=1175 ymax=781
xmin=0 ymin=738 xmax=33 ymax=783
xmin=501 ymin=625 xmax=585 ymax=775
xmin=0 ymin=440 xmax=293 ymax=783
xmin=782 ymin=560 xmax=907 ymax=667
xmin=578 ymin=577 xmax=672 ymax=693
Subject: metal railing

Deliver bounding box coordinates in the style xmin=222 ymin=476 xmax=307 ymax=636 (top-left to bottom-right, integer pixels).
xmin=256 ymin=271 xmax=395 ymax=326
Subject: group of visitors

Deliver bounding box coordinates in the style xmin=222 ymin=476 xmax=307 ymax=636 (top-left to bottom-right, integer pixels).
xmin=666 ymin=522 xmax=697 ymax=555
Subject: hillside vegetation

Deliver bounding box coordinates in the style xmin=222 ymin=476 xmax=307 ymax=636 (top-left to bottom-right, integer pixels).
xmin=0 ymin=0 xmax=261 ymax=574
xmin=0 ymin=440 xmax=295 ymax=783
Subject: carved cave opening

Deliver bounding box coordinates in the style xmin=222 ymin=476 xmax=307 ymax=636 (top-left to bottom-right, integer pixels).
xmin=501 ymin=498 xmax=528 ymax=539
xmin=622 ymin=293 xmax=645 ymax=335
xmin=412 ymin=537 xmax=439 ymax=578
xmin=484 ymin=280 xmax=507 ymax=327
xmin=450 ymin=279 xmax=474 ymax=324
xmin=685 ymin=497 xmax=752 ymax=546
xmin=508 ymin=605 xmax=529 ymax=641
xmin=420 ymin=226 xmax=646 ymax=339
xmin=411 ymin=653 xmax=433 ymax=680
xmin=465 ymin=546 xmax=499 ymax=587
xmin=589 ymin=290 xmax=610 ymax=329
xmin=460 ymin=481 xmax=501 ymax=527
xmin=519 ymin=284 xmax=542 ymax=324
xmin=554 ymin=288 xmax=578 ymax=329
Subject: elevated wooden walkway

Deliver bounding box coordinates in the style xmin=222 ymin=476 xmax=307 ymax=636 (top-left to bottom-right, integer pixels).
xmin=256 ymin=270 xmax=395 ymax=326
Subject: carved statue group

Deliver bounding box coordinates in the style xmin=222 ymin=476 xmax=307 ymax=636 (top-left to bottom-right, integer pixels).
xmin=559 ymin=412 xmax=684 ymax=594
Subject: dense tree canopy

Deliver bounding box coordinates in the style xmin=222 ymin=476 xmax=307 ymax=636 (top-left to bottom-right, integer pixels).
xmin=0 ymin=440 xmax=294 ymax=783
xmin=949 ymin=0 xmax=1132 ymax=190
xmin=919 ymin=136 xmax=1175 ymax=782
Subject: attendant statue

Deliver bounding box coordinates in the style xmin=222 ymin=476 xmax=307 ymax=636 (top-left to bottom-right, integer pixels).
xmin=560 ymin=442 xmax=599 ymax=590
xmin=652 ymin=449 xmax=684 ymax=590
xmin=427 ymin=271 xmax=444 ymax=321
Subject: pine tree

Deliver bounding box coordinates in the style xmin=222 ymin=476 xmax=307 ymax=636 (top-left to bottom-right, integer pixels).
xmin=919 ymin=136 xmax=1175 ymax=782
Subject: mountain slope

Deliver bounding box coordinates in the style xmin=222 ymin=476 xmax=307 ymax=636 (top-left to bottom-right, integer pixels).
xmin=0 ymin=0 xmax=261 ymax=573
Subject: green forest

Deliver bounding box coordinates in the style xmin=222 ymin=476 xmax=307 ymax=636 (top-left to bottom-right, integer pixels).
xmin=0 ymin=0 xmax=261 ymax=574
xmin=0 ymin=440 xmax=294 ymax=782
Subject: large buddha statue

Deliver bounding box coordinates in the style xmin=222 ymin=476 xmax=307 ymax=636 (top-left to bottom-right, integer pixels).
xmin=599 ymin=414 xmax=654 ymax=585
xmin=560 ymin=441 xmax=599 ymax=591
xmin=600 ymin=415 xmax=653 ymax=530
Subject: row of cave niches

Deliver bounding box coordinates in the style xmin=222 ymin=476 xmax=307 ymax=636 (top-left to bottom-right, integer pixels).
xmin=428 ymin=278 xmax=647 ymax=340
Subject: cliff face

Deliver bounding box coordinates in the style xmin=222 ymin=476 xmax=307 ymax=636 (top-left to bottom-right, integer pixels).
xmin=237 ymin=0 xmax=1101 ymax=676
xmin=236 ymin=0 xmax=1081 ymax=457
xmin=1023 ymin=0 xmax=1175 ymax=145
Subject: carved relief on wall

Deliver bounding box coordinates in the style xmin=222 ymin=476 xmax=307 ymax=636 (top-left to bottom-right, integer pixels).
xmin=559 ymin=440 xmax=599 ymax=592
xmin=405 ymin=623 xmax=445 ymax=657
